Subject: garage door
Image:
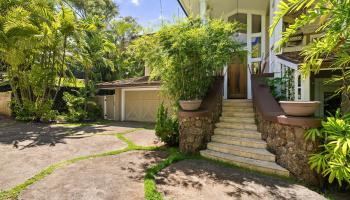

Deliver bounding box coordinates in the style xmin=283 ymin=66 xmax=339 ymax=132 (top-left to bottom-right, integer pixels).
xmin=125 ymin=90 xmax=162 ymax=122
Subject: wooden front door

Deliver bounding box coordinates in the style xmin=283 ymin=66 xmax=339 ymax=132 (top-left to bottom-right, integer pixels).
xmin=228 ymin=58 xmax=247 ymax=99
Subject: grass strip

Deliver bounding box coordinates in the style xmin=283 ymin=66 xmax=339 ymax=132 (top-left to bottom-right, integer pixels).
xmin=144 ymin=148 xmax=191 ymax=200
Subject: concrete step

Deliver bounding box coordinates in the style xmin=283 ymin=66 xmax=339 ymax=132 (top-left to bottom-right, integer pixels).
xmin=211 ymin=135 xmax=266 ymax=148
xmin=207 ymin=142 xmax=275 ymax=162
xmin=214 ymin=128 xmax=262 ymax=139
xmin=216 ymin=122 xmax=257 ymax=131
xmin=223 ymin=100 xmax=253 ymax=108
xmin=223 ymin=103 xmax=253 ymax=108
xmin=223 ymin=99 xmax=252 ymax=103
xmin=221 ymin=112 xmax=255 ymax=118
xmin=200 ymin=150 xmax=289 ymax=177
xmin=222 ymin=107 xmax=254 ymax=112
xmin=220 ymin=116 xmax=255 ymax=124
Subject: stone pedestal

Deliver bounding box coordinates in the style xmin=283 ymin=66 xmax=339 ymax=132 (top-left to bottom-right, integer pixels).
xmin=179 ymin=114 xmax=213 ymax=153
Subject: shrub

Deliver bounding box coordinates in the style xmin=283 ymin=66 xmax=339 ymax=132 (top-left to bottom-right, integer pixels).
xmin=11 ymin=99 xmax=58 ymax=122
xmin=63 ymin=92 xmax=87 ymax=122
xmin=305 ymin=109 xmax=350 ymax=188
xmin=63 ymin=91 xmax=102 ymax=122
xmin=129 ymin=17 xmax=243 ymax=102
xmin=86 ymin=100 xmax=103 ymax=121
xmin=155 ymin=103 xmax=179 ymax=146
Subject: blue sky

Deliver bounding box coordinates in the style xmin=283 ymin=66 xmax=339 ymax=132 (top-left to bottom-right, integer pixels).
xmin=114 ymin=0 xmax=186 ymax=29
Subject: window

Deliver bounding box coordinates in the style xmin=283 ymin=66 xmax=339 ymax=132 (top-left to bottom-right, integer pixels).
xmin=228 ymin=13 xmax=247 ymax=45
xmin=297 ymin=74 xmax=302 ymax=100
xmin=251 ymin=37 xmax=261 ymax=58
xmin=252 ymin=14 xmax=262 ymax=33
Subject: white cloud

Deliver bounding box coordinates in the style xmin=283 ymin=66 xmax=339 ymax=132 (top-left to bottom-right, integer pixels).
xmin=131 ymin=0 xmax=140 ymax=6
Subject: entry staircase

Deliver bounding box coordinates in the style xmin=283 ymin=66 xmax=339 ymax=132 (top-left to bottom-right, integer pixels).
xmin=200 ymin=99 xmax=289 ymax=177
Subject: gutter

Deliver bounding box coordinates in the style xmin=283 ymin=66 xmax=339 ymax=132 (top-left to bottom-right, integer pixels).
xmin=176 ymin=0 xmax=189 ymax=17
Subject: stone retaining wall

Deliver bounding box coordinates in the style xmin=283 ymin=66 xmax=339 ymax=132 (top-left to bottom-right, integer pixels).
xmin=178 ymin=77 xmax=223 ymax=154
xmin=179 ymin=115 xmax=214 ymax=153
xmin=256 ymin=113 xmax=321 ymax=185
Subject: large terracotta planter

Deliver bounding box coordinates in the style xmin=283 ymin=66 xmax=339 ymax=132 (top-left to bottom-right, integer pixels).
xmin=179 ymin=100 xmax=202 ymax=111
xmin=279 ymin=101 xmax=320 ymax=117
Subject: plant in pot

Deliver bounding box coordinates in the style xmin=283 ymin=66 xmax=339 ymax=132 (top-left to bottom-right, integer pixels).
xmin=148 ymin=18 xmax=243 ymax=111
xmin=267 ymin=68 xmax=320 ymax=117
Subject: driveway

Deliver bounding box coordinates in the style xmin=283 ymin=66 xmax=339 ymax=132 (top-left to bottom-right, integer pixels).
xmin=0 ymin=120 xmax=160 ymax=191
xmin=0 ymin=120 xmax=338 ymax=200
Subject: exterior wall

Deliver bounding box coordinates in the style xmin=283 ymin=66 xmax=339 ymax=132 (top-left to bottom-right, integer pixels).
xmin=0 ymin=92 xmax=11 ymax=116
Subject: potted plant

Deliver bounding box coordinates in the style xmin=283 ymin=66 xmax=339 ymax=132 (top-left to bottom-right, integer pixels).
xmin=149 ymin=18 xmax=243 ymax=111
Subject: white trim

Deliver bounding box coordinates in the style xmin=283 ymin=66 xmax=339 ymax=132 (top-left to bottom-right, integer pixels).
xmin=301 ymin=74 xmax=310 ymax=101
xmin=120 ymin=87 xmax=161 ymax=121
xmin=103 ymin=96 xmax=107 ymax=119
xmin=247 ymin=13 xmax=252 ymax=99
xmin=224 ymin=9 xmax=266 ymax=19
xmin=199 ymin=0 xmax=206 ymax=21
xmin=223 ymin=64 xmax=228 ymax=99
xmin=276 ymin=57 xmax=298 ymax=70
xmin=113 ymin=94 xmax=116 ymax=120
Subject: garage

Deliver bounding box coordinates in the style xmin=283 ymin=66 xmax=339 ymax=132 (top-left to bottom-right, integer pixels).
xmin=124 ymin=89 xmax=163 ymax=122
xmin=97 ymin=76 xmax=171 ymax=123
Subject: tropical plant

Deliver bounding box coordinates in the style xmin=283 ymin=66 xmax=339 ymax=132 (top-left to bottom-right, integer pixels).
xmin=267 ymin=67 xmax=295 ymax=101
xmin=155 ymin=103 xmax=179 ymax=146
xmin=131 ymin=18 xmax=243 ymax=102
xmin=0 ymin=0 xmax=79 ymax=121
xmin=0 ymin=0 xmax=139 ymax=121
xmin=270 ymin=0 xmax=350 ymax=114
xmin=305 ymin=109 xmax=350 ymax=188
xmin=63 ymin=88 xmax=102 ymax=122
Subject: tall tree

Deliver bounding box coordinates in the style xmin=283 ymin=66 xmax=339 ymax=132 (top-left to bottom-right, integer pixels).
xmin=65 ymin=0 xmax=118 ymax=21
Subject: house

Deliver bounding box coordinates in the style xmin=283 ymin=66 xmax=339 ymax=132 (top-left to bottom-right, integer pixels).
xmin=178 ymin=0 xmax=340 ymax=117
xmin=97 ymin=0 xmax=338 ymax=122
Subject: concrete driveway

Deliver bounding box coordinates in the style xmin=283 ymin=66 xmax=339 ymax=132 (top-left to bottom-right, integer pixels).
xmin=0 ymin=120 xmax=160 ymax=191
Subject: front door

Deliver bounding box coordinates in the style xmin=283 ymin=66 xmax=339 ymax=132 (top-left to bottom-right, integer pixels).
xmin=226 ymin=12 xmax=265 ymax=99
xmin=228 ymin=57 xmax=247 ymax=99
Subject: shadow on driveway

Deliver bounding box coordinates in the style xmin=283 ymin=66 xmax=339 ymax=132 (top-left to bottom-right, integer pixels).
xmin=156 ymin=159 xmax=326 ymax=200
xmin=0 ymin=120 xmax=154 ymax=149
